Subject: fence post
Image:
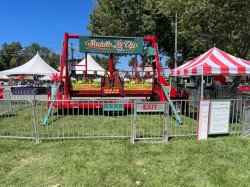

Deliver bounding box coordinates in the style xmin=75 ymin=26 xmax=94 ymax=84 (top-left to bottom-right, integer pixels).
xmin=32 ymin=95 xmax=40 ymax=144
xmin=131 ymin=101 xmax=137 ymax=143
xmin=241 ymin=99 xmax=245 ymax=133
xmin=163 ymin=102 xmax=169 ymax=143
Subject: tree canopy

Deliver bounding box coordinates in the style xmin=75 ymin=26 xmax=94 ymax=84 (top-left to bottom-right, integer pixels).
xmin=0 ymin=42 xmax=60 ymax=71
xmin=88 ymin=0 xmax=250 ymax=68
xmin=92 ymin=54 xmax=120 ymax=70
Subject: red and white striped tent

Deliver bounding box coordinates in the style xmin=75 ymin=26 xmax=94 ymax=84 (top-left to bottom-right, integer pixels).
xmin=171 ymin=47 xmax=250 ymax=76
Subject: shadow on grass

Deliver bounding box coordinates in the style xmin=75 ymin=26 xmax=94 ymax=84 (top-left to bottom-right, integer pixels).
xmin=0 ymin=114 xmax=17 ymax=118
xmin=189 ymin=112 xmax=198 ymax=120
xmin=56 ymin=108 xmax=133 ymax=116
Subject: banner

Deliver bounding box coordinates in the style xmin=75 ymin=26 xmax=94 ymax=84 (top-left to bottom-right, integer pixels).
xmin=79 ymin=36 xmax=144 ymax=54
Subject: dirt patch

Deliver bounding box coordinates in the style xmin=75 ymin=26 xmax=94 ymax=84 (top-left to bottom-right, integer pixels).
xmin=20 ymin=156 xmax=41 ymax=166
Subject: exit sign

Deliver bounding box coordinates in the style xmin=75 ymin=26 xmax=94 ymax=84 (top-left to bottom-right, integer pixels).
xmin=136 ymin=103 xmax=165 ymax=112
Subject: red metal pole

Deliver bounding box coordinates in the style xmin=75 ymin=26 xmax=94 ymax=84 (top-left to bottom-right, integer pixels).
xmin=64 ymin=34 xmax=69 ymax=100
xmin=58 ymin=32 xmax=69 ymax=100
xmin=110 ymin=53 xmax=114 ymax=79
xmin=85 ymin=53 xmax=88 ymax=72
xmin=143 ymin=35 xmax=153 ymax=42
xmin=134 ymin=55 xmax=138 ymax=74
xmin=59 ymin=33 xmax=68 ymax=83
xmin=152 ymin=35 xmax=167 ymax=101
xmin=58 ymin=33 xmax=79 ymax=100
xmin=68 ymin=34 xmax=79 ymax=39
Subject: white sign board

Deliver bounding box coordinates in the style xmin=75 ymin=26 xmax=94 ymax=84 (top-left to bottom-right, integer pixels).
xmin=136 ymin=103 xmax=165 ymax=112
xmin=209 ymin=101 xmax=230 ymax=134
xmin=198 ymin=100 xmax=210 ymax=140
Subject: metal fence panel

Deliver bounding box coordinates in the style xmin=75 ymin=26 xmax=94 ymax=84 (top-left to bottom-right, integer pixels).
xmin=11 ymin=94 xmax=48 ymax=101
xmin=243 ymin=100 xmax=250 ymax=136
xmin=0 ymin=91 xmax=12 ymax=115
xmin=2 ymin=90 xmax=11 ymax=100
xmin=132 ymin=102 xmax=168 ymax=142
xmin=36 ymin=100 xmax=133 ymax=140
xmin=167 ymin=99 xmax=244 ymax=138
xmin=187 ymin=88 xmax=242 ymax=100
xmin=227 ymin=99 xmax=244 ymax=134
xmin=168 ymin=100 xmax=199 ymax=138
xmin=0 ymin=98 xmax=247 ymax=142
xmin=0 ymin=99 xmax=35 ymax=139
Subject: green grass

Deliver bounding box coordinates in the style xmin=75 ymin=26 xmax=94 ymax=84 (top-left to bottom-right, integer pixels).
xmin=0 ymin=137 xmax=250 ymax=186
xmin=0 ymin=102 xmax=249 ymax=186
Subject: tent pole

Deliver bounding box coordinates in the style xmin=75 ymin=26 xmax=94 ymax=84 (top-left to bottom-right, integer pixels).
xmin=85 ymin=53 xmax=87 ymax=72
xmin=201 ymin=75 xmax=204 ymax=100
xmin=169 ymin=76 xmax=172 ymax=97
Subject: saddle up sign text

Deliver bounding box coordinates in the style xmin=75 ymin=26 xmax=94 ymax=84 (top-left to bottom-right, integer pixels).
xmin=79 ymin=36 xmax=144 ymax=55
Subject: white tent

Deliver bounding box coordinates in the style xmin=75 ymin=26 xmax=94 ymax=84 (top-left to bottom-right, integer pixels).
xmin=39 ymin=75 xmax=51 ymax=81
xmin=40 ymin=75 xmax=76 ymax=81
xmin=143 ymin=66 xmax=154 ymax=75
xmin=143 ymin=66 xmax=170 ymax=76
xmin=0 ymin=53 xmax=58 ymax=76
xmin=71 ymin=54 xmax=105 ymax=76
xmin=0 ymin=75 xmax=10 ymax=79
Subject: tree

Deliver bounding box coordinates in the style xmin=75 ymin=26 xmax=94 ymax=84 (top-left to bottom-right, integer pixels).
xmin=88 ymin=0 xmax=174 ymax=68
xmin=0 ymin=56 xmax=5 ymax=71
xmin=159 ymin=0 xmax=250 ymax=58
xmin=87 ymin=0 xmax=185 ymax=68
xmin=0 ymin=42 xmax=23 ymax=70
xmin=92 ymin=54 xmax=120 ymax=70
xmin=23 ymin=43 xmax=60 ymax=69
xmin=0 ymin=42 xmax=60 ymax=71
xmin=88 ymin=0 xmax=250 ymax=69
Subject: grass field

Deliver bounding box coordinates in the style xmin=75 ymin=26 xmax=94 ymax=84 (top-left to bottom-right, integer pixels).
xmin=0 ymin=137 xmax=250 ymax=187
xmin=0 ymin=100 xmax=249 ymax=186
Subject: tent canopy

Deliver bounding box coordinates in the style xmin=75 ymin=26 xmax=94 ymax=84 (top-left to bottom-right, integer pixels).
xmin=71 ymin=54 xmax=105 ymax=76
xmin=171 ymin=47 xmax=250 ymax=76
xmin=143 ymin=66 xmax=154 ymax=75
xmin=39 ymin=75 xmax=51 ymax=81
xmin=0 ymin=53 xmax=58 ymax=76
xmin=0 ymin=75 xmax=10 ymax=80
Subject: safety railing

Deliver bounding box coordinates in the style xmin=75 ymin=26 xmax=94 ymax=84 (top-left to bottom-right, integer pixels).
xmin=131 ymin=102 xmax=168 ymax=143
xmin=2 ymin=90 xmax=11 ymax=99
xmin=186 ymin=88 xmax=243 ymax=100
xmin=2 ymin=89 xmax=47 ymax=100
xmin=243 ymin=101 xmax=250 ymax=136
xmin=0 ymin=98 xmax=248 ymax=143
xmin=0 ymin=99 xmax=35 ymax=140
xmin=36 ymin=99 xmax=133 ymax=140
xmin=168 ymin=100 xmax=199 ymax=138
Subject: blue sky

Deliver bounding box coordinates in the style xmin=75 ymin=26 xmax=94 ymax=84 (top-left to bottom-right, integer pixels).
xmin=0 ymin=0 xmax=92 ymax=52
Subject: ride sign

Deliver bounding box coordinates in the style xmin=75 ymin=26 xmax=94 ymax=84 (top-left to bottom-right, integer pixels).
xmin=79 ymin=36 xmax=144 ymax=54
xmin=209 ymin=101 xmax=230 ymax=134
xmin=136 ymin=103 xmax=165 ymax=112
xmin=197 ymin=100 xmax=210 ymax=140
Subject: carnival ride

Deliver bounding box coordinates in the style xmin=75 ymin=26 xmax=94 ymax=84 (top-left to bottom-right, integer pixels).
xmin=43 ymin=33 xmax=185 ymax=125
